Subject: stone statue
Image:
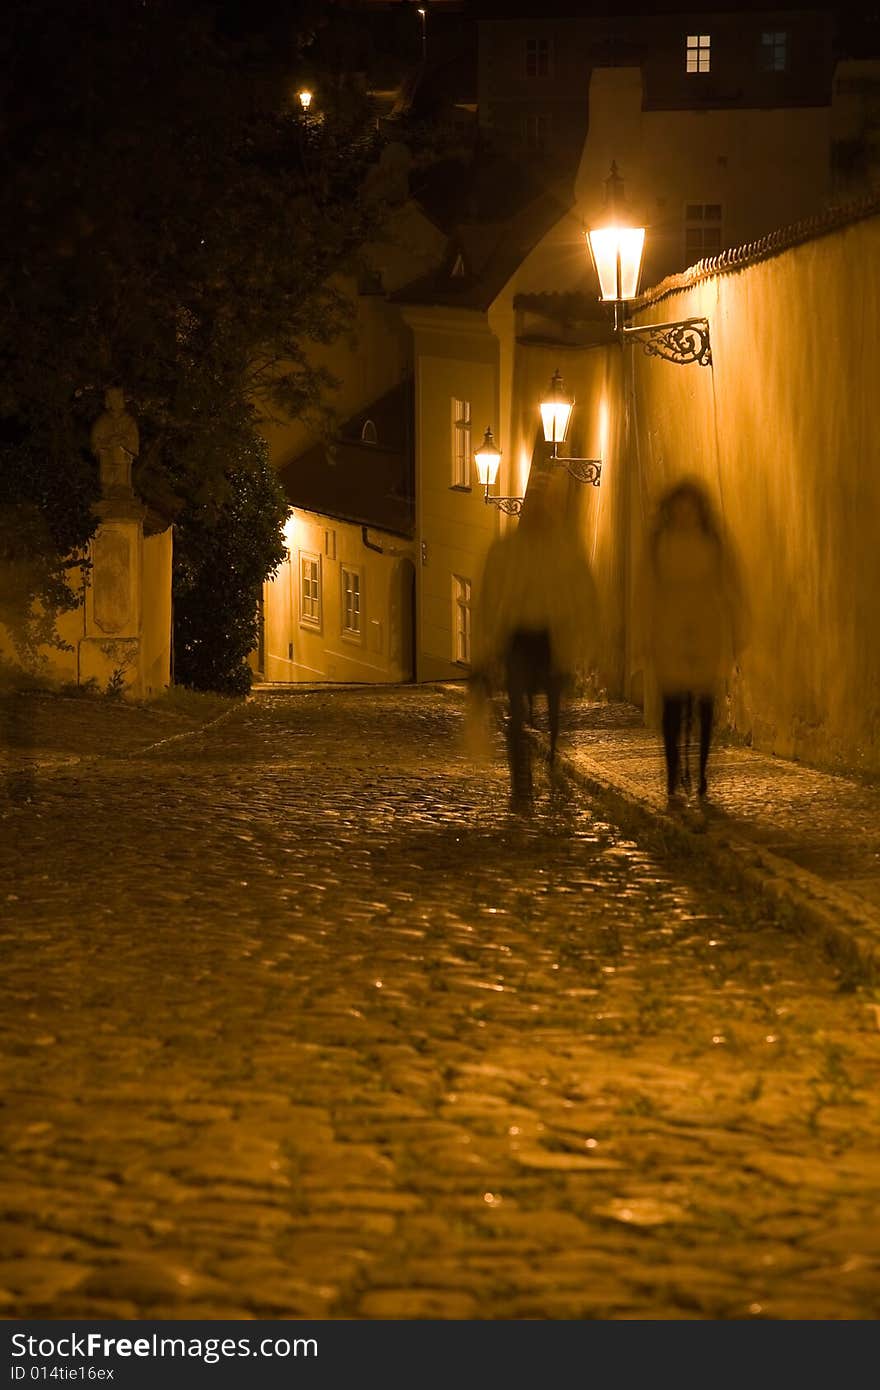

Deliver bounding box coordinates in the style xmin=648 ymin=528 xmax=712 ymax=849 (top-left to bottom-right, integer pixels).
xmin=90 ymin=387 xmax=139 ymax=497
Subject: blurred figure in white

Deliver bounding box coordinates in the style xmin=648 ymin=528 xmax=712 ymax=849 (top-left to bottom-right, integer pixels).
xmin=471 ymin=466 xmax=599 ymax=810
xmin=643 ymin=478 xmax=749 ymax=806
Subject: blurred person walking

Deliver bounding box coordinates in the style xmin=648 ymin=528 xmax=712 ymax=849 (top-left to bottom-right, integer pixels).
xmin=642 ymin=478 xmax=748 ymax=806
xmin=470 ymin=466 xmax=599 ymax=810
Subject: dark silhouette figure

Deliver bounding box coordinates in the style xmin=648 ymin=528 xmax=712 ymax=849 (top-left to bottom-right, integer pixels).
xmin=642 ymin=478 xmax=748 ymax=804
xmin=472 ymin=468 xmax=598 ymax=809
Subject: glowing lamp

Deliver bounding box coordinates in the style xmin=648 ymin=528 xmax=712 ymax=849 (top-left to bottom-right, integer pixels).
xmin=587 ymin=225 xmax=646 ymax=302
xmin=585 ymin=162 xmax=711 ymax=366
xmin=540 ymin=370 xmax=574 ymax=450
xmin=298 ymin=89 xmax=313 ymax=111
xmin=474 ymin=427 xmax=502 ymax=486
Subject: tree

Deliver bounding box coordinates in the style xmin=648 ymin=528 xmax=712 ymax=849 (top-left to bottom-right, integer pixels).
xmin=0 ymin=0 xmax=384 ymax=679
xmin=172 ymin=439 xmax=288 ymax=695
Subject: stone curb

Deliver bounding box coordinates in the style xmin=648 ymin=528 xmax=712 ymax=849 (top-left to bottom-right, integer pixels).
xmin=536 ymin=735 xmax=880 ymax=983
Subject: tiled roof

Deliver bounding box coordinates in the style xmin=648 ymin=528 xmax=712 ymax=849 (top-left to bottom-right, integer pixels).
xmin=278 ymin=382 xmax=414 ymax=538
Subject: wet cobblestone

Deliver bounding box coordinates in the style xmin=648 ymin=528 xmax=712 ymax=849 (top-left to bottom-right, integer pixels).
xmin=1 ymin=687 xmax=879 ymax=1319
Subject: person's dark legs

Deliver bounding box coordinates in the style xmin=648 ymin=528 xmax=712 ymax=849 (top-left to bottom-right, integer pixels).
xmin=661 ymin=694 xmax=684 ymax=797
xmin=681 ymin=692 xmax=694 ymax=793
xmin=697 ymin=695 xmax=714 ymax=796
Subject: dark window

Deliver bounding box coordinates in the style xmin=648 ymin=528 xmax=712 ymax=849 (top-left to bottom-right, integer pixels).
xmin=760 ymin=31 xmax=788 ymax=72
xmin=526 ymin=37 xmax=551 ymax=78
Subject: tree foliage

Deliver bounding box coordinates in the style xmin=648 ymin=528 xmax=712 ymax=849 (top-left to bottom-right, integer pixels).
xmin=173 ymin=439 xmax=288 ymax=695
xmin=0 ymin=0 xmax=385 ymax=676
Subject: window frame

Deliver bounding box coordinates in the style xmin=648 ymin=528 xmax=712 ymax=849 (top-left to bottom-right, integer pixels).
xmin=759 ymin=30 xmax=788 ymax=73
xmin=298 ymin=549 xmax=322 ymax=629
xmin=451 ymin=396 xmax=472 ymax=490
xmin=523 ymin=111 xmax=552 ymax=152
xmin=684 ymin=201 xmax=723 ymax=259
xmin=452 ymin=574 xmax=472 ymax=666
xmin=525 ymin=36 xmax=552 ymax=79
xmin=340 ymin=564 xmax=363 ymax=642
xmin=685 ymin=33 xmax=711 ymax=74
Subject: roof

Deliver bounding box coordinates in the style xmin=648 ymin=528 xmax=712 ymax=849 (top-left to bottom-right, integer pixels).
xmin=392 ymin=189 xmax=572 ymax=311
xmin=278 ymin=381 xmax=414 ymax=538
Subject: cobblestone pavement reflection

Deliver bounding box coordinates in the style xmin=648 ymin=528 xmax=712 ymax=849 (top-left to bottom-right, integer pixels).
xmin=2 ymin=688 xmax=879 ymax=1319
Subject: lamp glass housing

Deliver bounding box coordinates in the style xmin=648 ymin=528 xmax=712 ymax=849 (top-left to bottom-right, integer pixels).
xmin=540 ymin=372 xmax=574 ymax=446
xmin=298 ymin=89 xmax=313 ymax=110
xmin=587 ymin=225 xmax=646 ymax=301
xmin=474 ymin=428 xmax=502 ymax=486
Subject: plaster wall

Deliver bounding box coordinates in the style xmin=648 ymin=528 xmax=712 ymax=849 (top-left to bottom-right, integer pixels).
xmin=409 ymin=318 xmax=500 ymax=682
xmin=622 ymin=213 xmax=880 ymax=773
xmin=262 ymin=509 xmax=414 ymax=684
xmin=576 ymin=68 xmax=832 ymax=287
xmin=510 ymin=338 xmax=628 ymax=697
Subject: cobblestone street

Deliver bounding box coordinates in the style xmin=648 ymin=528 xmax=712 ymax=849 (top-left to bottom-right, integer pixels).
xmin=2 ymin=686 xmax=879 ymax=1320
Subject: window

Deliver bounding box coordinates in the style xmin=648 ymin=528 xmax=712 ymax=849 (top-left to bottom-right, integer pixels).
xmin=361 ymin=419 xmax=378 ymax=444
xmin=299 ymin=551 xmax=321 ymax=626
xmin=453 ymin=575 xmax=472 ymax=664
xmin=324 ymin=528 xmax=336 ymax=559
xmin=451 ymin=397 xmax=471 ymax=489
xmin=526 ymin=37 xmax=551 ymax=78
xmin=686 ymin=33 xmax=711 ymax=74
xmin=341 ymin=567 xmax=361 ymax=637
xmin=523 ymin=112 xmax=551 ymax=152
xmin=760 ymin=31 xmax=788 ymax=72
xmin=684 ymin=202 xmax=723 ymax=258
xmin=451 ymin=252 xmax=466 ymax=278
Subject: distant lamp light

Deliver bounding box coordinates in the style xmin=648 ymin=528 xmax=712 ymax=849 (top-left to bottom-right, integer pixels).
xmin=539 ymin=370 xmax=574 ymax=452
xmin=587 ymin=161 xmax=711 ymax=366
xmin=473 ymin=428 xmax=523 ymax=515
xmin=298 ymin=89 xmax=313 ymax=111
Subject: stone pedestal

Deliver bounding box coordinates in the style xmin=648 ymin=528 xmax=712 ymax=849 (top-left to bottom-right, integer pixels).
xmin=79 ymin=493 xmax=147 ymax=697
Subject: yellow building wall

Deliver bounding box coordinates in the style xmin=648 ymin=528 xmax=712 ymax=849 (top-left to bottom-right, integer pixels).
xmin=576 ymin=68 xmax=832 ymax=287
xmin=408 ymin=314 xmax=501 ymax=682
xmin=262 ymin=509 xmax=415 ymax=684
xmin=620 ymin=213 xmax=880 ymax=772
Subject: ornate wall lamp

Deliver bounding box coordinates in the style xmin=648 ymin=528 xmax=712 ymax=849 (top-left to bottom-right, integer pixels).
xmin=473 ymin=372 xmax=604 ymax=514
xmin=473 ymin=428 xmax=523 ymax=516
xmin=540 ymin=370 xmax=602 ymax=485
xmin=587 ymin=163 xmax=712 ymax=367
xmin=298 ymin=89 xmax=313 ymax=111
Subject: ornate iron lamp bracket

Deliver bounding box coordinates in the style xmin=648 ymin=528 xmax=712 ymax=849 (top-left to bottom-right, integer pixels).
xmin=550 ymin=457 xmax=602 ymax=486
xmin=485 ymin=494 xmax=524 ymax=516
xmin=622 ymin=317 xmax=712 ymax=367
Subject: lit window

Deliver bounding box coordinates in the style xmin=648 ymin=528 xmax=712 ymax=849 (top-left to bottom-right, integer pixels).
xmin=451 ymin=397 xmax=471 ymax=488
xmin=686 ymin=33 xmax=711 ymax=74
xmin=684 ymin=202 xmax=723 ymax=258
xmin=523 ymin=112 xmax=551 ymax=152
xmin=760 ymin=31 xmax=788 ymax=72
xmin=526 ymin=37 xmax=551 ymax=78
xmin=341 ymin=567 xmax=361 ymax=636
xmin=453 ymin=575 xmax=472 ymax=664
xmin=299 ymin=551 xmax=321 ymax=626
